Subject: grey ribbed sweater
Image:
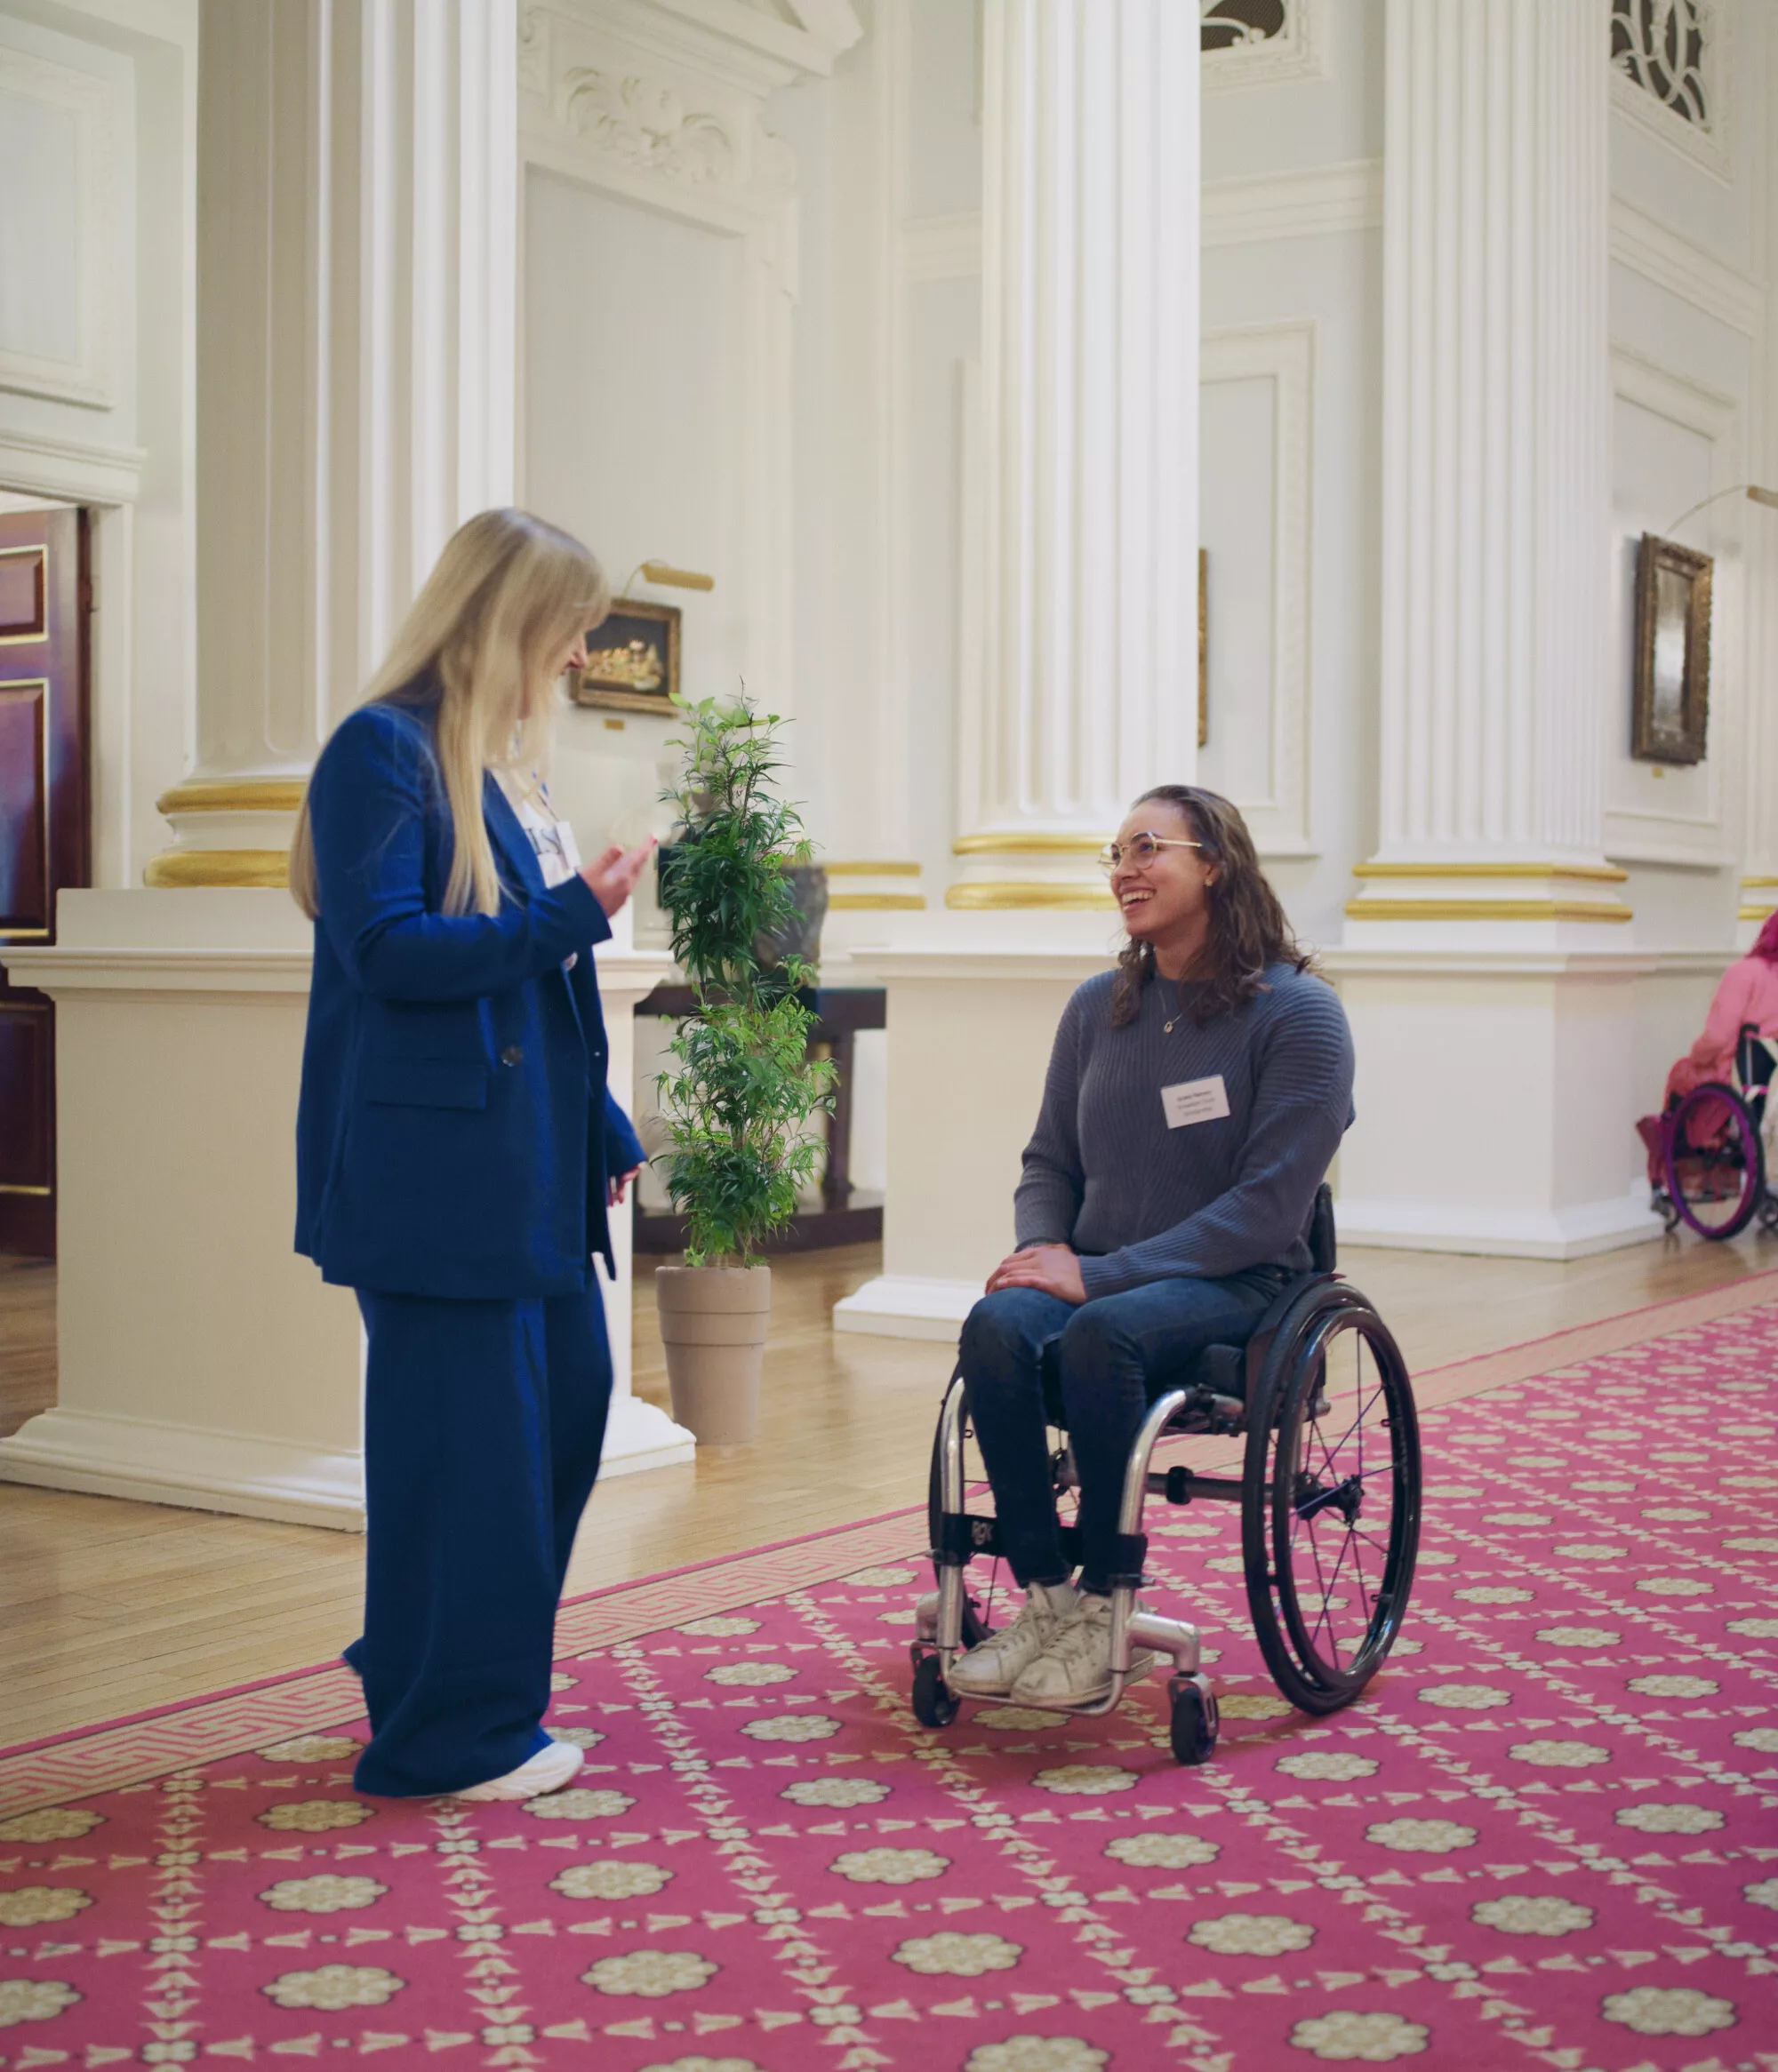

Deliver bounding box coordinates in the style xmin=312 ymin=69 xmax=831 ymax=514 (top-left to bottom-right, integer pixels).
xmin=1014 ymin=961 xmax=1355 ymax=1299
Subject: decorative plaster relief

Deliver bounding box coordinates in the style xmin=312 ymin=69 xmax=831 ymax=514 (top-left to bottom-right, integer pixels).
xmin=1610 ymin=0 xmax=1728 ymax=178
xmin=1612 ymin=0 xmax=1709 ymax=129
xmin=0 ymin=44 xmax=124 ymax=410
xmin=564 ymin=68 xmax=736 ymax=187
xmin=1201 ymin=0 xmax=1323 ymax=89
xmin=521 ymin=10 xmax=798 ymax=215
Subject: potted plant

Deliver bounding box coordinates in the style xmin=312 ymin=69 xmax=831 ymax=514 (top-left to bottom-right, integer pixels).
xmin=651 ymin=694 xmax=835 ymax=1444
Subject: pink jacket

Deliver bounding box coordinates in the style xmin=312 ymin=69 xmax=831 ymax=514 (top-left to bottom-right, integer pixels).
xmin=1689 ymin=954 xmax=1778 ymax=1082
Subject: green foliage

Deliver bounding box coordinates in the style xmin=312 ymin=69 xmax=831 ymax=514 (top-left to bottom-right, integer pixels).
xmin=653 ymin=694 xmax=834 ymax=1266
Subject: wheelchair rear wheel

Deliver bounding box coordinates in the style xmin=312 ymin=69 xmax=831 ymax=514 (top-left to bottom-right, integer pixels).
xmin=1665 ymin=1083 xmax=1765 ymax=1240
xmin=1242 ymin=1286 xmax=1420 ymax=1716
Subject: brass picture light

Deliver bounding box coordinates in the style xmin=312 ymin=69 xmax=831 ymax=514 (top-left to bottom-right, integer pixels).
xmin=1661 ymin=484 xmax=1778 ymax=535
xmin=621 ymin=560 xmax=715 ymax=596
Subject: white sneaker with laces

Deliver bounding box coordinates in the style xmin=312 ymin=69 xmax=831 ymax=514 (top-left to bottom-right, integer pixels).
xmin=946 ymin=1580 xmax=1082 ymax=1699
xmin=1011 ymin=1592 xmax=1155 ymax=1708
xmin=455 ymin=1737 xmax=584 ymax=1803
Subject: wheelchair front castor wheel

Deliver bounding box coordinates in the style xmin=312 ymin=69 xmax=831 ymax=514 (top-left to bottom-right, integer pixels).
xmin=1168 ymin=1675 xmax=1218 ymax=1765
xmin=912 ymin=1652 xmax=960 ymax=1730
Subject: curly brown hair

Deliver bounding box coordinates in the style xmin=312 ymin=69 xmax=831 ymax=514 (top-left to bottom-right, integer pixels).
xmin=1108 ymin=785 xmax=1313 ymax=1028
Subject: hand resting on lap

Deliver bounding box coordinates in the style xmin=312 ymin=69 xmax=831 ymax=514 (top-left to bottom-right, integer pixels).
xmin=985 ymin=1242 xmax=1087 ymax=1305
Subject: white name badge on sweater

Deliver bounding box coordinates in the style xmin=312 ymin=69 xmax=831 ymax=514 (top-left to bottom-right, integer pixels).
xmin=1162 ymin=1075 xmax=1230 ymax=1129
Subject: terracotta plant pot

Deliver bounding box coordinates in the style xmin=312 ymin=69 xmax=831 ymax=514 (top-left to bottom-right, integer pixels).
xmin=654 ymin=1262 xmax=772 ymax=1444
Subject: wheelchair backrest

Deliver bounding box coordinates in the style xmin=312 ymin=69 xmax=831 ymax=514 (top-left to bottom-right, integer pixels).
xmin=1308 ymin=1181 xmax=1338 ymax=1273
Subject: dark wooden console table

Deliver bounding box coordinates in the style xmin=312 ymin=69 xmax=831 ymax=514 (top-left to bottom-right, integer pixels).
xmin=632 ymin=984 xmax=885 ymax=1255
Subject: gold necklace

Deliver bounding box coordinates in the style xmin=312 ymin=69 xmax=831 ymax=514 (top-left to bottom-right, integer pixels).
xmin=1162 ymin=978 xmax=1188 ymax=1035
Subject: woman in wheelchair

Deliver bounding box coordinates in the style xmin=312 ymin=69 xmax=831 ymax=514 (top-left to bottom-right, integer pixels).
xmin=948 ymin=786 xmax=1354 ymax=1709
xmin=1636 ymin=912 xmax=1778 ymax=1237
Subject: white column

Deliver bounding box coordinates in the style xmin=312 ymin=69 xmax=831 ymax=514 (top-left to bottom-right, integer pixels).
xmin=948 ymin=0 xmax=1198 ymax=911
xmin=148 ymin=0 xmax=517 ymax=887
xmin=1346 ymin=0 xmax=1622 ymax=937
xmin=1741 ymin=60 xmax=1778 ymax=946
xmin=1332 ymin=0 xmax=1660 ymax=1260
xmin=0 ymin=3 xmax=690 ymax=1528
xmin=837 ymin=1 xmax=1200 ymax=1336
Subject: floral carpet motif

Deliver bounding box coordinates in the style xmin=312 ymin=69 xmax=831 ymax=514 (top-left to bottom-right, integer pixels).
xmin=4 ymin=1303 xmax=1778 ymax=2071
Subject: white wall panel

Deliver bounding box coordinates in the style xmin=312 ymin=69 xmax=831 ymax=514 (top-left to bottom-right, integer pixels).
xmin=525 ymin=167 xmax=741 ymax=859
xmin=0 ymin=31 xmax=131 ymax=413
xmin=1604 ymin=347 xmax=1741 ymax=873
xmin=1200 ymin=322 xmax=1314 ymax=860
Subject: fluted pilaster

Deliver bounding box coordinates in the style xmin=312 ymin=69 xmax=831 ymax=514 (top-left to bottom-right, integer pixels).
xmin=149 ymin=0 xmax=517 ymax=887
xmin=949 ymin=0 xmax=1198 ymax=910
xmin=1348 ymin=0 xmax=1628 ymax=942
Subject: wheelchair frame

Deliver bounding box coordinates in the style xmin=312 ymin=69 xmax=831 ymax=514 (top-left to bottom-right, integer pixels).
xmin=910 ymin=1188 xmax=1422 ymax=1765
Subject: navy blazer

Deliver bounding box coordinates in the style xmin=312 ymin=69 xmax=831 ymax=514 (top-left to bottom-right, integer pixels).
xmin=294 ymin=698 xmax=645 ymax=1300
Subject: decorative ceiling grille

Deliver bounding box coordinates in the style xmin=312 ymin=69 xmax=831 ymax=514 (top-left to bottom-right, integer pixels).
xmin=1201 ymin=0 xmax=1287 ymax=51
xmin=1611 ymin=0 xmax=1710 ymax=130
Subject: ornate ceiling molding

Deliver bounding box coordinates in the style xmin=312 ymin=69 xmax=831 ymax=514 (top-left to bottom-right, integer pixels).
xmin=1201 ymin=0 xmax=1325 ymax=92
xmin=519 ymin=4 xmax=805 ymax=213
xmin=1609 ymin=0 xmax=1731 ymax=180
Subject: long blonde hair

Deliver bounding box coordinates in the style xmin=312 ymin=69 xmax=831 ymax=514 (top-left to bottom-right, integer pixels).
xmin=290 ymin=508 xmax=608 ymax=919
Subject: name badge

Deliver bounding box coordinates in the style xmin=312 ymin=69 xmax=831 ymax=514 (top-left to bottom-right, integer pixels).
xmin=1162 ymin=1075 xmax=1230 ymax=1130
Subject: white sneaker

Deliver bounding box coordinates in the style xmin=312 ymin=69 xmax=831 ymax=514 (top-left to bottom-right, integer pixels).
xmin=946 ymin=1581 xmax=1082 ymax=1699
xmin=1011 ymin=1593 xmax=1155 ymax=1708
xmin=455 ymin=1737 xmax=584 ymax=1803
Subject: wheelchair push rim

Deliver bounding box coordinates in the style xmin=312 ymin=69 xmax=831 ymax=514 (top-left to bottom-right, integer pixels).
xmin=1663 ymin=1083 xmax=1766 ymax=1241
xmin=1243 ymin=1292 xmax=1420 ymax=1714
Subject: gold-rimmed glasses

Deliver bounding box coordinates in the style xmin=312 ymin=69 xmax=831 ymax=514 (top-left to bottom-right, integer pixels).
xmin=1097 ymin=832 xmax=1205 ymax=874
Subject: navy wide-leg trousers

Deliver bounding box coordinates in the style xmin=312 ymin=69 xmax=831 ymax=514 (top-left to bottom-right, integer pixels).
xmin=346 ymin=1283 xmax=613 ymax=1797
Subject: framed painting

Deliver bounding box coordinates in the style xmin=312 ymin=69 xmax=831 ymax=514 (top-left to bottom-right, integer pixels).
xmin=1631 ymin=532 xmax=1711 ymax=764
xmin=573 ymin=598 xmax=681 ymax=716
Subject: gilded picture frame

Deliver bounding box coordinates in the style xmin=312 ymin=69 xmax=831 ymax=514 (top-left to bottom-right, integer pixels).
xmin=573 ymin=598 xmax=682 ymax=716
xmin=1630 ymin=532 xmax=1711 ymax=765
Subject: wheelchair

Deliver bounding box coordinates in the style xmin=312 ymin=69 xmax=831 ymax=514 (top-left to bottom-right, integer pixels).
xmin=910 ymin=1185 xmax=1422 ymax=1765
xmin=1653 ymin=1022 xmax=1778 ymax=1242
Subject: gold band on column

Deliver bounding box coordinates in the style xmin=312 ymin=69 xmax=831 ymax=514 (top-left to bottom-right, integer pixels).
xmin=156 ymin=779 xmax=308 ymax=815
xmin=946 ymin=883 xmax=1117 ymax=911
xmin=1350 ymin=860 xmax=1629 ymax=882
xmin=952 ymin=831 xmax=1109 ymax=856
xmin=144 ymin=850 xmax=291 ymax=889
xmin=1345 ymin=898 xmax=1632 ymax=923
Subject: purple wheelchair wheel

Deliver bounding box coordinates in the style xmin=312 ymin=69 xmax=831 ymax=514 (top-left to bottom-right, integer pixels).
xmin=1664 ymin=1082 xmax=1765 ymax=1240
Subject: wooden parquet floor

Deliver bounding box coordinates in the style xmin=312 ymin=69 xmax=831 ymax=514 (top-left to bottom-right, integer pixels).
xmin=1 ymin=1233 xmax=1774 ymax=1747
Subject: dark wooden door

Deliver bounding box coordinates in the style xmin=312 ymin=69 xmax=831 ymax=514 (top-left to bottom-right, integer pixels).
xmin=0 ymin=508 xmax=91 ymax=1258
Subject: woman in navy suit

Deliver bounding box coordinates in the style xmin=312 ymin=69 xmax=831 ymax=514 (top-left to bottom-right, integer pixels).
xmin=289 ymin=508 xmax=654 ymax=1802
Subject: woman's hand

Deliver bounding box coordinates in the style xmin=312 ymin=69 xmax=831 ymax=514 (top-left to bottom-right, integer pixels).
xmin=608 ymin=1165 xmax=641 ymax=1207
xmin=985 ymin=1243 xmax=1087 ymax=1304
xmin=581 ymin=838 xmax=657 ymax=917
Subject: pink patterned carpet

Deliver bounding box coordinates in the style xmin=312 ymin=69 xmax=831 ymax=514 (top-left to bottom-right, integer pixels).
xmin=4 ymin=1302 xmax=1778 ymax=2072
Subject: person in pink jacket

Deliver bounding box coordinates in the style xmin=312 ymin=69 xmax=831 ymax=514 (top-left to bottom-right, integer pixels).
xmin=1639 ymin=913 xmax=1778 ymax=1178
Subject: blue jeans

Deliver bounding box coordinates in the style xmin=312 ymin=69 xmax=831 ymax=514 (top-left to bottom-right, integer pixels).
xmin=958 ymin=1268 xmax=1288 ymax=1595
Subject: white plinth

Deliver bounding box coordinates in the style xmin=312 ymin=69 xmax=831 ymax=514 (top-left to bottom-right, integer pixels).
xmin=0 ymin=892 xmax=692 ymax=1531
xmin=1325 ymin=947 xmax=1676 ymax=1261
xmin=833 ymin=1275 xmax=979 ymax=1341
xmin=831 ymin=923 xmax=1119 ymax=1340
